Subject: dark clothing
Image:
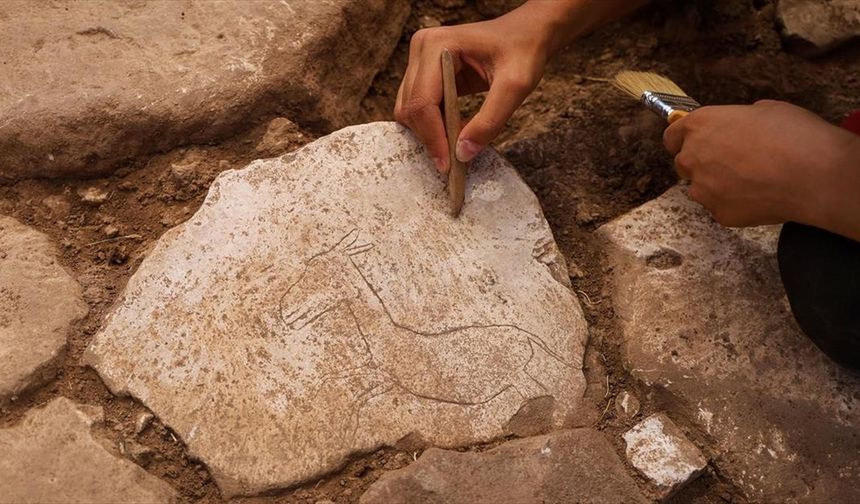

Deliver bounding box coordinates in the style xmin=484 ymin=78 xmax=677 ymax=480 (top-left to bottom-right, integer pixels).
xmin=778 ymin=222 xmax=860 ymax=370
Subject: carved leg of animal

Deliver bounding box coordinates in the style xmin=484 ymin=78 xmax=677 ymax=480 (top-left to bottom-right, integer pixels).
xmin=511 ymin=367 xmax=549 ymax=400
xmin=344 ymin=381 xmax=395 ymax=444
xmin=523 ymin=339 xmax=580 ymax=427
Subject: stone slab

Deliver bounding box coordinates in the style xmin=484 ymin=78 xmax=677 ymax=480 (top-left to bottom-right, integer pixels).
xmin=623 ymin=413 xmax=707 ymax=498
xmin=0 ymin=216 xmax=87 ymax=402
xmin=0 ymin=0 xmax=409 ymax=180
xmin=360 ymin=429 xmax=648 ymax=504
xmin=0 ymin=397 xmax=176 ymax=504
xmin=85 ymin=122 xmax=588 ymax=496
xmin=598 ymin=186 xmax=860 ymax=502
xmin=777 ymin=0 xmax=860 ymax=54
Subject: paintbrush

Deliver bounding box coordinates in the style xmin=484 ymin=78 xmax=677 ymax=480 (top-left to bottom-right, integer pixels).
xmin=613 ymin=71 xmax=701 ymax=124
xmin=441 ymin=49 xmax=467 ymax=217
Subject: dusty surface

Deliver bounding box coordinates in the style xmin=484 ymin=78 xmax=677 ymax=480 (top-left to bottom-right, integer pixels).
xmin=361 ymin=428 xmax=648 ymax=504
xmin=0 ymin=216 xmax=87 ymax=403
xmin=0 ymin=397 xmax=177 ymax=504
xmin=624 ymin=413 xmax=708 ymax=499
xmin=777 ymin=0 xmax=860 ymax=54
xmin=1 ymin=0 xmax=859 ymax=503
xmin=599 ymin=186 xmax=860 ymax=502
xmin=85 ymin=123 xmax=588 ymax=497
xmin=0 ymin=0 xmax=408 ymax=180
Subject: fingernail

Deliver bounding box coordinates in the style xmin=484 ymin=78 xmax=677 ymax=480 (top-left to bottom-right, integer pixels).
xmin=456 ymin=139 xmax=482 ymax=163
xmin=433 ymin=157 xmax=448 ymax=174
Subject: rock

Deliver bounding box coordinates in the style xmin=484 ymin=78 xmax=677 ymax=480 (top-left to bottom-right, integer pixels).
xmin=0 ymin=398 xmax=176 ymax=503
xmin=41 ymin=195 xmax=71 ymax=218
xmin=623 ymin=413 xmax=707 ymax=498
xmin=360 ymin=429 xmax=648 ymax=504
xmin=78 ymin=186 xmax=109 ymax=205
xmin=0 ymin=1 xmax=410 ymax=180
xmin=777 ymin=0 xmax=860 ymax=54
xmin=254 ymin=117 xmax=306 ymax=156
xmin=85 ymin=122 xmax=588 ymax=497
xmin=597 ymin=186 xmax=860 ymax=502
xmin=615 ymin=390 xmax=640 ymax=420
xmin=103 ymin=224 xmax=120 ymax=238
xmin=135 ymin=412 xmax=155 ymax=435
xmin=0 ymin=216 xmax=88 ymax=403
xmin=418 ymin=16 xmax=442 ymax=29
xmin=476 ymin=0 xmax=527 ymax=18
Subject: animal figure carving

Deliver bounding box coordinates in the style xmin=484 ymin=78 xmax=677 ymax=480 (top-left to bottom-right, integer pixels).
xmin=278 ymin=229 xmax=575 ymax=409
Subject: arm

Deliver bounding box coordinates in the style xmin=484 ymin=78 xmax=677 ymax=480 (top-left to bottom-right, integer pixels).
xmin=395 ymin=0 xmax=650 ymax=173
xmin=664 ymin=101 xmax=860 ymax=242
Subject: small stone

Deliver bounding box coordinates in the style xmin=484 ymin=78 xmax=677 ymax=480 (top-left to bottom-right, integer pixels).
xmin=117 ymin=181 xmax=137 ymax=192
xmin=777 ymin=0 xmax=860 ymax=55
xmin=255 ymin=117 xmax=304 ymax=155
xmin=567 ymin=260 xmax=585 ymax=280
xmin=614 ymin=390 xmax=641 ymax=420
xmin=623 ymin=413 xmax=707 ymax=498
xmin=78 ymin=186 xmax=109 ymax=205
xmin=418 ymin=15 xmax=441 ymax=29
xmin=134 ymin=412 xmax=154 ymax=435
xmin=103 ymin=225 xmax=120 ymax=238
xmin=41 ymin=195 xmax=71 ymax=217
xmin=121 ymin=439 xmax=155 ymax=467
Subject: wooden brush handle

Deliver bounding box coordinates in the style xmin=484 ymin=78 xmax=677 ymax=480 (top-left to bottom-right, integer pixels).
xmin=668 ymin=110 xmax=689 ymax=124
xmin=441 ymin=49 xmax=467 ymax=217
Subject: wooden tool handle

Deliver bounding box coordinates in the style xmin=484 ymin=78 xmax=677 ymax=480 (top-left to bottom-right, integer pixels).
xmin=441 ymin=49 xmax=467 ymax=217
xmin=668 ymin=110 xmax=689 ymax=124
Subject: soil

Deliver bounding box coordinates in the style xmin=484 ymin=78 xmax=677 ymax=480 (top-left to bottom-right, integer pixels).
xmin=2 ymin=0 xmax=859 ymax=503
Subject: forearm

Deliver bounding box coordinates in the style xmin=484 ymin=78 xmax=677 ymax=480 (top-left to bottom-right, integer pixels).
xmin=509 ymin=0 xmax=651 ymax=56
xmin=816 ymin=135 xmax=860 ymax=242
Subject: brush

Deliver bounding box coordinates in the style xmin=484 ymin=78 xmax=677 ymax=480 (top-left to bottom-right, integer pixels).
xmin=613 ymin=71 xmax=701 ymax=124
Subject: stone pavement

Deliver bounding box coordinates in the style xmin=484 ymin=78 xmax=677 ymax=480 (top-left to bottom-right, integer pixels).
xmin=0 ymin=398 xmax=177 ymax=504
xmin=85 ymin=122 xmax=589 ymax=497
xmin=598 ymin=186 xmax=860 ymax=502
xmin=361 ymin=429 xmax=648 ymax=504
xmin=0 ymin=0 xmax=409 ymax=179
xmin=0 ymin=216 xmax=87 ymax=403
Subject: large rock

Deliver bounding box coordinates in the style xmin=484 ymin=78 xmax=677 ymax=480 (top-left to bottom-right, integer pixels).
xmin=360 ymin=429 xmax=648 ymax=504
xmin=0 ymin=216 xmax=87 ymax=403
xmin=85 ymin=122 xmax=588 ymax=497
xmin=0 ymin=397 xmax=176 ymax=503
xmin=0 ymin=0 xmax=409 ymax=180
xmin=598 ymin=186 xmax=860 ymax=502
xmin=777 ymin=0 xmax=860 ymax=54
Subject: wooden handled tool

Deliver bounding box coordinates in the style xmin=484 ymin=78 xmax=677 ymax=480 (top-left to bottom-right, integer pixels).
xmin=612 ymin=71 xmax=700 ymax=124
xmin=441 ymin=49 xmax=467 ymax=217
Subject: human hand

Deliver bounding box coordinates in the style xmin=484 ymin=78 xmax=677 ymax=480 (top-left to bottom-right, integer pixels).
xmin=395 ymin=5 xmax=556 ymax=173
xmin=663 ymin=100 xmax=860 ymax=239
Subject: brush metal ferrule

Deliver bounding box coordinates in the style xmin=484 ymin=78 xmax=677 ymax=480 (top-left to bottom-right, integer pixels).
xmin=641 ymin=91 xmax=701 ymax=120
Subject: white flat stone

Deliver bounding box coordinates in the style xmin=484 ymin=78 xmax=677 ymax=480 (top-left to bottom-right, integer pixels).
xmin=623 ymin=413 xmax=706 ymax=498
xmin=598 ymin=186 xmax=860 ymax=502
xmin=0 ymin=397 xmax=176 ymax=504
xmin=0 ymin=216 xmax=88 ymax=402
xmin=777 ymin=0 xmax=860 ymax=54
xmin=85 ymin=122 xmax=588 ymax=497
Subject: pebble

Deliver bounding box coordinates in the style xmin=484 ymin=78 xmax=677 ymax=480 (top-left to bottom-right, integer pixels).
xmin=615 ymin=390 xmax=641 ymax=420
xmin=78 ymin=187 xmax=109 ymax=205
xmin=135 ymin=412 xmax=154 ymax=435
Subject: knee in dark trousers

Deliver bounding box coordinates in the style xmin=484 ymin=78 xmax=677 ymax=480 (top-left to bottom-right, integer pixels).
xmin=778 ymin=222 xmax=860 ymax=370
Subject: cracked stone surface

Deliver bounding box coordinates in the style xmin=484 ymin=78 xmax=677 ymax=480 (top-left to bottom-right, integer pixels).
xmin=598 ymin=186 xmax=860 ymax=502
xmin=0 ymin=0 xmax=409 ymax=180
xmin=0 ymin=216 xmax=87 ymax=403
xmin=360 ymin=429 xmax=648 ymax=504
xmin=0 ymin=397 xmax=177 ymax=504
xmin=777 ymin=0 xmax=860 ymax=54
xmin=85 ymin=122 xmax=588 ymax=497
xmin=623 ymin=413 xmax=707 ymax=498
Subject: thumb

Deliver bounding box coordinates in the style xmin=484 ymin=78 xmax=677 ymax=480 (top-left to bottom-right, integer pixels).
xmin=456 ymin=73 xmax=535 ymax=162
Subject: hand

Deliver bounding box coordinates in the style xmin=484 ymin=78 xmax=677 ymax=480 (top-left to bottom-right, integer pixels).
xmin=663 ymin=100 xmax=860 ymax=240
xmin=395 ymin=10 xmax=551 ymax=173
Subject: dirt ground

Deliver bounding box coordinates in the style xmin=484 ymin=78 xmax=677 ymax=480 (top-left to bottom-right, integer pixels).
xmin=1 ymin=1 xmax=859 ymax=503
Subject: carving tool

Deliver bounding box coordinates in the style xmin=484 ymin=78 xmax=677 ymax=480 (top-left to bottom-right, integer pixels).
xmin=612 ymin=71 xmax=700 ymax=124
xmin=441 ymin=49 xmax=467 ymax=217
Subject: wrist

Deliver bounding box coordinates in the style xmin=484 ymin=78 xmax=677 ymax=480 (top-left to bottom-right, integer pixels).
xmin=805 ymin=132 xmax=860 ymax=242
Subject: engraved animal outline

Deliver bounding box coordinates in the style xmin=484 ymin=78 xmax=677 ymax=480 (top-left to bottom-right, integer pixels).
xmin=277 ymin=229 xmax=575 ymax=408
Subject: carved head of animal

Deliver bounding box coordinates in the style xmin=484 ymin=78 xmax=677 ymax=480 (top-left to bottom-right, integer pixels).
xmin=279 ymin=229 xmax=374 ymax=331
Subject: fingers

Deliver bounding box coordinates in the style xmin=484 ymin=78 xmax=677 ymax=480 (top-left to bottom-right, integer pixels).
xmin=456 ymin=73 xmax=536 ymax=162
xmin=395 ymin=31 xmax=449 ymax=173
xmin=663 ymin=114 xmax=688 ymax=156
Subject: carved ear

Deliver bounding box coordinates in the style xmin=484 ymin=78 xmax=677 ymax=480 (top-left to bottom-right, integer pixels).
xmin=335 ymin=228 xmax=360 ymax=251
xmin=346 ymin=242 xmax=374 ymax=256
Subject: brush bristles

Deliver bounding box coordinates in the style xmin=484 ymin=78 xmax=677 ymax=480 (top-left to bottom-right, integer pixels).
xmin=613 ymin=71 xmax=688 ymax=99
